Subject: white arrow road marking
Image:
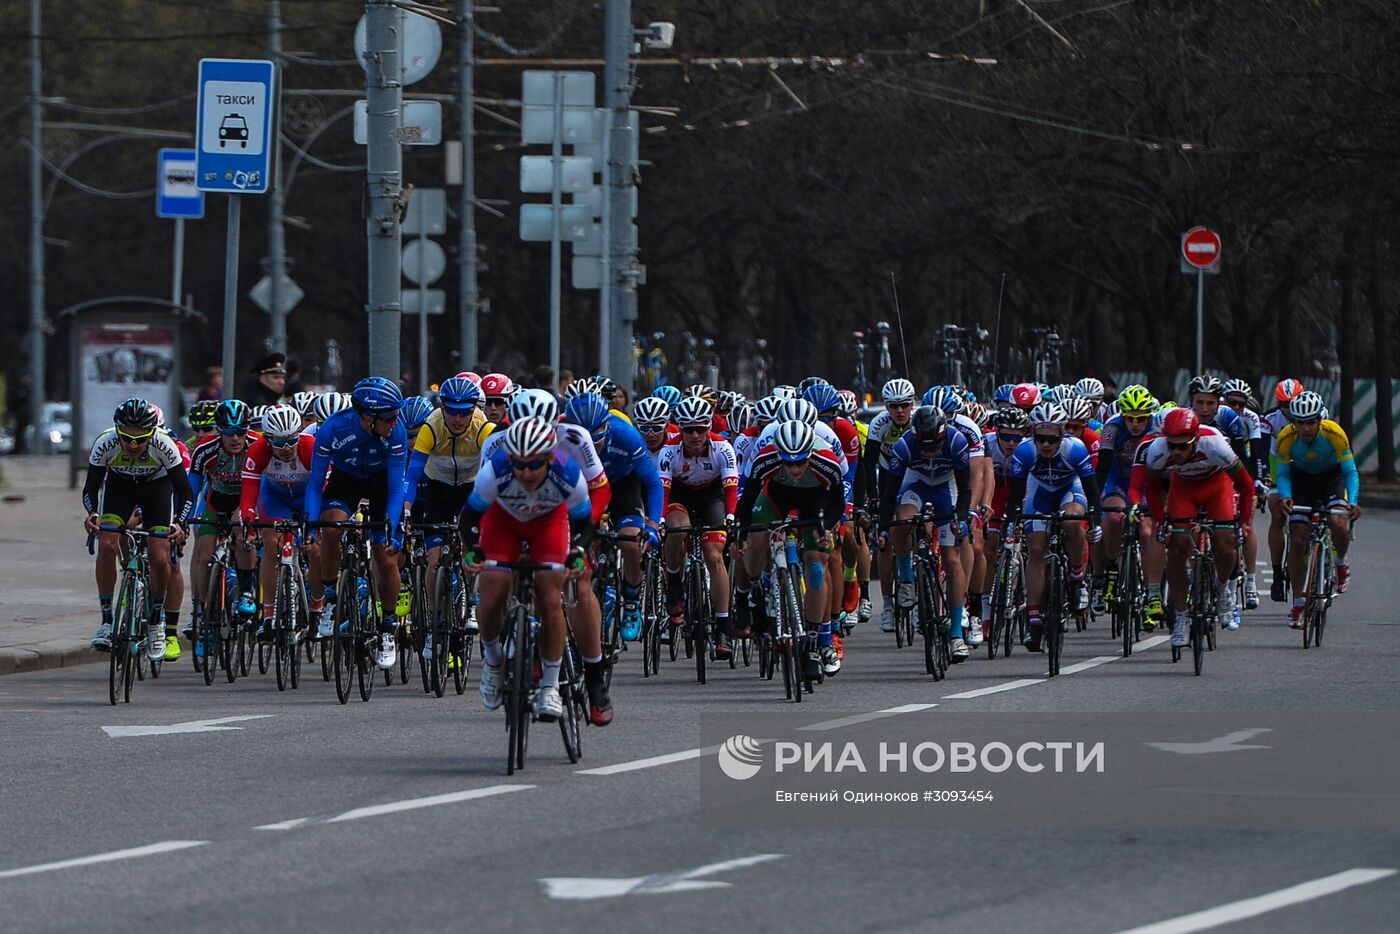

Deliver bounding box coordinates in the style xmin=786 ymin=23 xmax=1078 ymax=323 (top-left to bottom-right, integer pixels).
xmin=799 ymin=703 xmax=937 ymax=731
xmin=255 ymin=785 xmax=534 ymax=831
xmin=1114 ymin=867 xmax=1397 ymax=934
xmin=102 ymin=715 xmax=273 ymax=738
xmin=0 ymin=841 xmax=207 ymax=880
xmin=540 ymin=854 xmax=785 ymax=900
xmin=1145 ymin=728 xmax=1273 ymax=755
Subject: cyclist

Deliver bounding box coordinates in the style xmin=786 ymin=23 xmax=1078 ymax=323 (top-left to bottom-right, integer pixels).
xmin=83 ymin=399 xmax=194 ymax=655
xmin=1137 ymin=408 xmax=1254 ymax=645
xmin=1275 ymin=390 xmax=1362 ymax=628
xmin=1263 ymin=378 xmax=1306 ymax=600
xmin=881 ymin=405 xmax=974 ymax=662
xmin=977 ymin=407 xmax=1030 ymax=612
xmin=925 ymin=385 xmax=990 ymax=646
xmin=1094 ymin=385 xmax=1165 ymax=626
xmin=239 ymin=403 xmax=318 ymax=640
xmin=303 ymin=377 xmax=409 ymax=671
xmin=839 ymin=387 xmax=875 ymax=626
xmin=186 ymin=400 xmax=219 ymax=449
xmin=1075 ymin=376 xmax=1110 ymax=425
xmin=805 ymin=383 xmax=863 ymax=651
xmin=400 ymin=376 xmax=492 ymax=656
xmin=659 ymin=397 xmax=740 ymax=657
xmin=738 ymin=420 xmax=847 ymax=679
xmin=189 ymin=400 xmax=261 ymax=632
xmin=309 ymin=391 xmax=351 ymax=436
xmin=459 ymin=417 xmax=595 ymax=722
xmin=1003 ymin=402 xmax=1099 ymax=652
xmin=479 ymin=373 xmax=517 ymax=426
xmin=633 ymin=395 xmax=675 ymax=466
xmin=291 ymin=390 xmax=319 ymax=431
xmin=863 ymin=377 xmax=917 ymax=633
xmin=563 ymin=391 xmax=664 ymax=647
xmin=1223 ymin=378 xmax=1266 ymax=609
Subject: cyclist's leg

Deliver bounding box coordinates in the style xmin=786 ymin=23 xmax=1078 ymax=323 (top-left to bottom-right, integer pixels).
xmin=1267 ymin=490 xmax=1288 ymax=598
xmin=663 ymin=501 xmax=692 ymax=617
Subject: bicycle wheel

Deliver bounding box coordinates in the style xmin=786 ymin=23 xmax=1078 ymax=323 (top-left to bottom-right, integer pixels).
xmin=1044 ymin=559 xmax=1063 ymax=678
xmin=1117 ymin=545 xmax=1138 ymax=658
xmin=783 ymin=566 xmax=809 ymax=700
xmin=689 ymin=566 xmax=708 ymax=685
xmin=987 ymin=549 xmax=1010 ymax=660
xmin=427 ymin=567 xmax=447 ymax=697
xmin=915 ymin=562 xmax=938 ymax=679
xmin=238 ymin=615 xmax=254 ymax=678
xmin=333 ymin=569 xmax=356 ymax=704
xmin=275 ymin=566 xmax=293 ymax=692
xmin=558 ymin=641 xmax=583 ymax=764
xmin=1190 ymin=555 xmax=1209 ymax=676
xmin=358 ymin=578 xmax=377 ymax=702
xmin=506 ymin=606 xmax=531 ymax=775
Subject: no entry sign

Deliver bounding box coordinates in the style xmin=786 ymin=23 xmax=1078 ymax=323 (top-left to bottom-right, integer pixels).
xmin=1182 ymin=226 xmax=1222 ymax=269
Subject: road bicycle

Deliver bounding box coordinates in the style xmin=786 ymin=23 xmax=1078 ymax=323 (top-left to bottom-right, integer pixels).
xmin=743 ymin=516 xmax=823 ymax=703
xmin=666 ymin=523 xmax=730 ymax=685
xmin=91 ymin=529 xmax=157 ymax=705
xmin=1019 ymin=512 xmax=1091 ymax=677
xmin=1102 ymin=506 xmax=1145 ymax=658
xmin=1292 ymin=505 xmax=1351 ymax=649
xmin=886 ymin=508 xmax=956 ymax=680
xmin=1167 ymin=516 xmax=1237 ymax=675
xmin=312 ymin=510 xmax=386 ymax=705
xmin=638 ymin=549 xmax=668 ymax=677
xmin=986 ymin=517 xmax=1027 ymax=660
xmin=246 ymin=519 xmax=312 ymax=691
xmin=417 ymin=522 xmax=476 ymax=697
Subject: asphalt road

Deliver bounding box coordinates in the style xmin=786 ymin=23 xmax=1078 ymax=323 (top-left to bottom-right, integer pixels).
xmin=2 ymin=511 xmax=1398 ymax=933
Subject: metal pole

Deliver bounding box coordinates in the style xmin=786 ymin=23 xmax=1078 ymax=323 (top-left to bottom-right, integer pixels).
xmin=604 ymin=0 xmax=634 ymax=388
xmin=418 ymin=238 xmax=428 ymax=388
xmin=365 ymin=0 xmax=403 ymax=379
xmin=171 ymin=217 xmax=185 ymax=307
xmin=598 ymin=110 xmax=611 ymax=374
xmin=28 ymin=0 xmax=46 ymax=447
xmin=222 ymin=195 xmax=243 ymax=382
xmin=456 ymin=0 xmax=479 ymax=368
xmin=1195 ymin=267 xmax=1204 ymax=374
xmin=549 ymin=74 xmax=563 ymax=393
xmin=268 ymin=0 xmax=288 ymax=353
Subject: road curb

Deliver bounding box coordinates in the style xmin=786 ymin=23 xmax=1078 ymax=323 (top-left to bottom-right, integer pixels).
xmin=0 ymin=641 xmax=101 ymax=676
xmin=1359 ymin=492 xmax=1400 ymax=511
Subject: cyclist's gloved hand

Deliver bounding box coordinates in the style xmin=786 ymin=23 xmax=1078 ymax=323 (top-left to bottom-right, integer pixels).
xmin=646 ymin=525 xmax=661 ymax=551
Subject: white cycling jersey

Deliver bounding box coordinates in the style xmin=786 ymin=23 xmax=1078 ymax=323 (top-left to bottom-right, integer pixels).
xmin=1141 ymin=432 xmax=1237 ymax=480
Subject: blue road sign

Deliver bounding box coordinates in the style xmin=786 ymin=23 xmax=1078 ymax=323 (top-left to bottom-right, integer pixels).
xmin=156 ymin=148 xmax=204 ymax=219
xmin=195 ymin=58 xmax=277 ymax=194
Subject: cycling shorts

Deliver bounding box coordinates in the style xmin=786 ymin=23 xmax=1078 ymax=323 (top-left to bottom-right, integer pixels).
xmin=195 ymin=490 xmax=242 ymax=537
xmin=479 ymin=502 xmax=569 ymax=567
xmin=606 ymin=472 xmax=649 ymax=532
xmin=1287 ymin=468 xmax=1347 ymax=522
xmin=257 ymin=477 xmax=306 ymax=521
xmin=896 ymin=480 xmax=957 ymax=547
xmin=423 ymin=479 xmax=472 ymax=549
xmin=100 ymin=474 xmax=173 ymax=534
xmin=1023 ymin=475 xmax=1086 ymax=534
xmin=321 ymin=470 xmax=390 ymax=544
xmin=750 ymin=491 xmax=826 ymax=553
xmin=666 ymin=480 xmax=727 ymax=543
xmin=1164 ymin=470 xmax=1235 ymax=529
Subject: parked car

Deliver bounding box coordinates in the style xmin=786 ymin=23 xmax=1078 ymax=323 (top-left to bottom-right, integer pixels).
xmin=25 ymin=401 xmax=72 ymax=454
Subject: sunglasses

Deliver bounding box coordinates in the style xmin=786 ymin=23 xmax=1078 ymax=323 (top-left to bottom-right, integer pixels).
xmin=442 ymin=406 xmax=475 ymax=417
xmin=219 ymin=428 xmax=249 ymax=437
xmin=510 ymin=457 xmax=549 ymax=471
xmin=483 ymin=398 xmax=508 ymax=406
xmin=373 ymin=413 xmax=399 ymax=423
xmin=1166 ymin=439 xmax=1195 ymax=451
xmin=888 ymin=402 xmax=914 ymax=410
xmin=639 ymin=424 xmax=667 ymax=434
xmin=589 ymin=426 xmax=609 ymax=443
xmin=681 ymin=426 xmax=709 ymax=435
xmin=268 ymin=436 xmax=299 ymax=448
xmin=1123 ymin=413 xmax=1151 ymax=422
xmin=117 ymin=430 xmax=154 ymax=443
xmin=1033 ymin=434 xmax=1063 ymax=445
xmin=996 ymin=433 xmax=1025 ymax=445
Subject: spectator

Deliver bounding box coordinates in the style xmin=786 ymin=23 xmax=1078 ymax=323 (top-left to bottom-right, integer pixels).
xmin=610 ymin=383 xmax=629 ymax=411
xmin=533 ymin=363 xmax=556 ymax=393
xmin=558 ymin=368 xmax=575 ymax=398
xmin=197 ymin=366 xmax=223 ymax=401
xmin=240 ymin=352 xmax=287 ymax=406
xmin=7 ymin=368 xmax=32 ymax=454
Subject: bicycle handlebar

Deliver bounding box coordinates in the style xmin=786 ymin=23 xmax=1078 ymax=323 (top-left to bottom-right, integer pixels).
xmin=481 ymin=559 xmax=569 ymax=572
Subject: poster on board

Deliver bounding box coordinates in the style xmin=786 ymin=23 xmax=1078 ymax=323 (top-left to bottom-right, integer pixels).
xmin=78 ymin=324 xmax=179 ymax=458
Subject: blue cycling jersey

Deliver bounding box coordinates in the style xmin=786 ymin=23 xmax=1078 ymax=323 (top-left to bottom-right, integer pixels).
xmin=1098 ymin=415 xmax=1151 ymax=487
xmin=304 ymin=406 xmax=408 ymax=524
xmin=886 ymin=428 xmax=971 ymax=487
xmin=595 ymin=414 xmax=664 ymax=524
xmin=1207 ymin=405 xmax=1248 ymax=444
xmin=1008 ymin=435 xmax=1095 ymax=490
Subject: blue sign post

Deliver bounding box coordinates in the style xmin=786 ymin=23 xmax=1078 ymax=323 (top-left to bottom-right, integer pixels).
xmin=194 ymin=58 xmax=277 ymax=383
xmin=156 ymin=148 xmax=202 ymax=314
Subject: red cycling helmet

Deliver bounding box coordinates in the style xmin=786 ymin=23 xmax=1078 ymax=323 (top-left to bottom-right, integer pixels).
xmin=456 ymin=371 xmax=483 ymax=386
xmin=1010 ymin=383 xmax=1042 ymax=411
xmin=1274 ymin=378 xmax=1305 ymax=404
xmin=1162 ymin=407 xmax=1201 ymax=438
xmin=479 ymin=373 xmax=516 ymax=399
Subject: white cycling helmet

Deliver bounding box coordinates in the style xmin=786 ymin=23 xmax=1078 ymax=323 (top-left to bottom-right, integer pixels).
xmin=1062 ymin=397 xmax=1096 ymax=422
xmin=1073 ymin=377 xmax=1105 ymax=401
xmin=291 ymin=390 xmax=318 ymax=416
xmin=777 ymin=398 xmax=818 ymax=426
xmin=1287 ymin=391 xmax=1325 ymax=421
xmin=774 ymin=420 xmax=816 ymax=462
xmin=674 ymin=396 xmax=714 ymax=428
xmin=261 ymin=404 xmax=303 ymax=441
xmin=881 ymin=378 xmax=916 ymax=405
xmin=770 ymin=384 xmax=798 ymax=400
xmin=753 ymin=396 xmax=783 ymax=425
xmin=633 ymin=396 xmax=670 ymax=428
xmin=728 ymin=401 xmax=756 ymax=435
xmin=509 ymin=388 xmax=559 ymax=424
xmin=312 ymin=391 xmax=352 ymax=423
xmin=503 ymin=416 xmax=556 ymax=460
xmin=1029 ymin=402 xmax=1067 ymax=427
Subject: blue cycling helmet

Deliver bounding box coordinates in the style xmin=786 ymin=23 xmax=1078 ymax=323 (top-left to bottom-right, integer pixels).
xmin=993 ymin=383 xmax=1015 ymax=405
xmin=400 ymin=395 xmax=435 ymax=430
xmin=214 ymin=399 xmax=251 ymax=432
xmin=564 ymin=392 xmax=611 ymax=434
xmin=351 ymin=376 xmax=404 ymax=415
xmin=920 ymin=386 xmax=938 ymax=406
xmin=437 ymin=375 xmax=481 ymax=412
xmin=652 ymin=385 xmax=682 ymax=408
xmin=802 ymin=382 xmax=842 ymax=416
xmin=923 ymin=385 xmax=964 ymax=416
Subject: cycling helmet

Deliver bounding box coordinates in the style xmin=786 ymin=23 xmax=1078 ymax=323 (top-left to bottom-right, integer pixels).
xmin=113 ymin=398 xmax=159 ymax=432
xmin=1274 ymin=378 xmax=1305 ymax=404
xmin=715 ymin=390 xmax=741 ymax=415
xmin=991 ymin=408 xmax=1031 ymax=432
xmin=596 ymin=376 xmax=619 ymax=400
xmin=312 ymin=391 xmax=352 ymax=423
xmin=564 ymin=393 xmax=611 ymax=433
xmin=1034 ymin=382 xmax=1051 ymax=394
xmin=438 ymin=375 xmax=482 ymax=412
xmin=1288 ymin=391 xmax=1325 ymax=421
xmin=771 ymin=384 xmax=798 ymax=400
xmin=149 ymin=404 xmax=168 ymax=429
xmin=509 ymin=388 xmax=559 ymax=424
xmin=753 ymin=396 xmax=783 ymax=425
xmin=837 ymin=389 xmax=858 ymax=419
xmin=1187 ymin=374 xmax=1223 ymax=398
xmin=1062 ymin=397 xmax=1096 ymax=423
xmin=966 ymin=401 xmax=989 ymax=429
xmin=564 ymin=377 xmax=599 ymax=400
xmin=633 ymin=396 xmax=670 ymax=428
xmin=674 ymin=396 xmax=714 ymax=428
xmin=351 ymin=376 xmax=404 ymax=415
xmin=187 ymin=399 xmax=219 ymax=430
xmin=1010 ymin=383 xmax=1042 ymax=411
xmin=1222 ymin=378 xmax=1252 ymax=400
xmin=261 ymin=404 xmax=303 ymax=441
xmin=911 ymin=405 xmax=948 ymax=445
xmin=1162 ymin=408 xmax=1201 ymax=437
xmin=925 ymin=385 xmax=965 ymax=417
xmin=479 ymin=373 xmax=516 ymax=400
xmin=1105 ymin=400 xmax=1120 ymax=418
xmin=1048 ymin=384 xmax=1076 ymax=405
xmin=777 ymin=398 xmax=818 ymax=427
xmin=1149 ymin=402 xmax=1177 ymax=434
xmin=1074 ymin=377 xmax=1105 ymax=401
xmin=1117 ymin=385 xmax=1157 ymax=416
xmin=881 ymin=378 xmax=917 ymax=405
xmin=400 ymin=396 xmax=435 ymax=431
xmin=1028 ymin=402 xmax=1067 ymax=428
xmin=455 ymin=371 xmax=483 ymax=386
xmin=652 ymin=385 xmax=683 ymax=408
xmin=803 ymin=382 xmax=842 ymax=415
xmin=248 ymin=405 xmax=270 ymax=431
xmin=685 ymin=383 xmax=717 ymax=405
xmin=728 ymin=401 xmax=756 ymax=435
xmin=774 ymin=420 xmax=816 ymax=462
xmin=291 ymin=390 xmax=318 ymax=416
xmin=214 ymin=399 xmax=251 ymax=432
xmin=992 ymin=383 xmax=1016 ymax=406
xmin=502 ymin=416 xmax=556 ymax=461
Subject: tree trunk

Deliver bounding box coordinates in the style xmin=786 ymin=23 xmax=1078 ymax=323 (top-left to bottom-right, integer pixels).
xmin=1370 ymin=231 xmax=1396 ymax=483
xmin=1338 ymin=227 xmax=1358 ymax=436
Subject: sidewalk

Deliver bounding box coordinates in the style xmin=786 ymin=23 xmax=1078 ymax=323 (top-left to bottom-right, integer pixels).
xmin=0 ymin=455 xmax=102 ymax=674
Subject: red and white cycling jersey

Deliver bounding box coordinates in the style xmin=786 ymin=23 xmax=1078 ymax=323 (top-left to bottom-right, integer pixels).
xmin=1140 ymin=432 xmax=1237 ymax=481
xmin=242 ymin=434 xmax=316 ymax=490
xmin=827 ymin=416 xmax=862 ymax=466
xmin=659 ymin=434 xmax=739 ymax=491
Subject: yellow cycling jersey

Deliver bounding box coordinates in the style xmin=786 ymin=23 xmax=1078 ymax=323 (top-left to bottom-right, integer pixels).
xmin=413 ymin=407 xmax=492 ymax=485
xmin=855 ymin=419 xmax=869 ymax=456
xmin=1274 ymin=419 xmax=1353 ymax=473
xmin=611 ymin=408 xmax=633 ymax=425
